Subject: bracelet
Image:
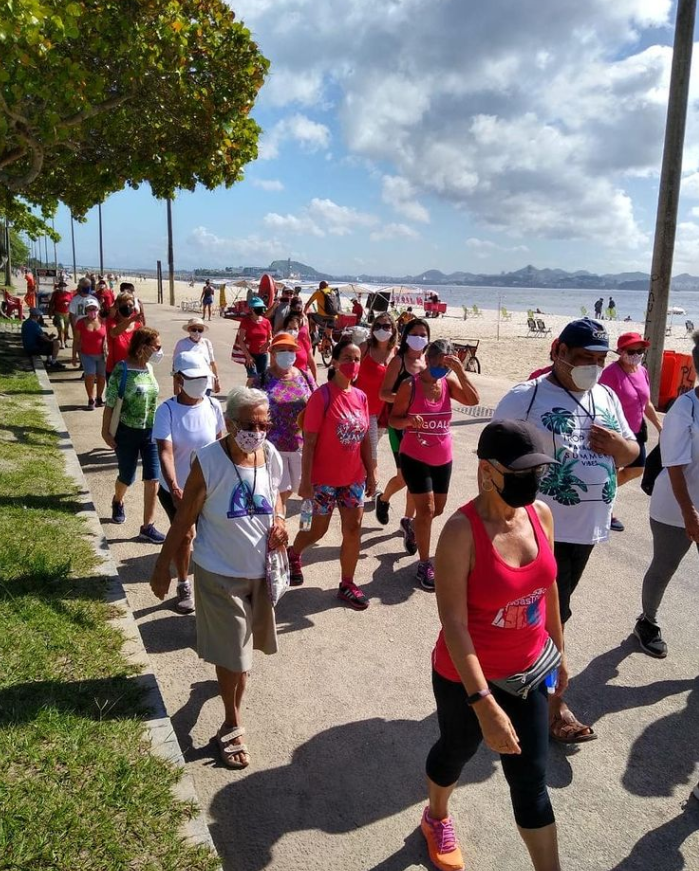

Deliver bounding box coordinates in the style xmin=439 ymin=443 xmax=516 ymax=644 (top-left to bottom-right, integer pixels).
xmin=466 ymin=688 xmax=492 ymax=706
xmin=274 ymin=513 xmax=286 ymax=521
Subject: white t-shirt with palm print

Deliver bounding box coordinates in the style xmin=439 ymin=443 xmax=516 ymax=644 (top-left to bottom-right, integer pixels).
xmin=494 ymin=376 xmax=634 ymax=545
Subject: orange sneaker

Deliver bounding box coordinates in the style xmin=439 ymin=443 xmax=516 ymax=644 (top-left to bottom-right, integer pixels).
xmin=420 ymin=806 xmax=465 ymax=871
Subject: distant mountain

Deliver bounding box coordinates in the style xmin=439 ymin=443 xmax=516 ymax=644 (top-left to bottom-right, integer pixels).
xmin=195 ymin=259 xmax=699 ymax=291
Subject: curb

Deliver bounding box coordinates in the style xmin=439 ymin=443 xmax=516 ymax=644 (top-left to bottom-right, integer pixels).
xmin=31 ymin=357 xmax=221 ymax=864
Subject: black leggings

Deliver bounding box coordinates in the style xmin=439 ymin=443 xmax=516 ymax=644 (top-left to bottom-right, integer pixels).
xmin=426 ymin=670 xmax=554 ymax=830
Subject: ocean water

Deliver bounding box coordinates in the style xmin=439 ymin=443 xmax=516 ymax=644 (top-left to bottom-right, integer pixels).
xmin=369 ymin=284 xmax=699 ymax=324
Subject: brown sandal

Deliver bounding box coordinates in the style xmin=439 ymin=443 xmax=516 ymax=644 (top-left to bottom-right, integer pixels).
xmin=550 ymin=709 xmax=597 ymax=744
xmin=215 ymin=724 xmax=250 ymax=769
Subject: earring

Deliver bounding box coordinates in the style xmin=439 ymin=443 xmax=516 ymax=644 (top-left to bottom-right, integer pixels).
xmin=482 ymin=477 xmax=494 ymax=493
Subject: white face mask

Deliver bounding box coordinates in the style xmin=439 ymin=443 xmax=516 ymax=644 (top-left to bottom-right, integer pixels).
xmin=406 ymin=334 xmax=428 ymax=351
xmin=623 ymin=352 xmax=643 ymax=367
xmin=234 ymin=429 xmax=266 ymax=453
xmin=188 ymin=330 xmax=202 ymax=342
xmin=373 ymin=328 xmax=392 ymax=342
xmin=275 ymin=351 xmax=296 ymax=370
xmin=150 ymin=348 xmax=164 ymax=365
xmin=181 ymin=376 xmax=209 ymax=398
xmin=570 ymin=363 xmax=601 ymax=391
xmin=287 ymin=329 xmax=299 ymax=338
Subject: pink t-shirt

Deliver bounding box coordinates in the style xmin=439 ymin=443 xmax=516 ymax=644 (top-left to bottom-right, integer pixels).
xmin=433 ymin=501 xmax=557 ymax=681
xmin=599 ymin=361 xmax=649 ymax=433
xmin=399 ymin=376 xmax=453 ymax=465
xmin=303 ymin=382 xmax=369 ymax=486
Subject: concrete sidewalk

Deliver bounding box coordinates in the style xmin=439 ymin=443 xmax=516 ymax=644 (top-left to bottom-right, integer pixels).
xmin=45 ymin=304 xmax=699 ymax=871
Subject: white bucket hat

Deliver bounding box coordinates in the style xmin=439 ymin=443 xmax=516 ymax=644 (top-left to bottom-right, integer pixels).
xmin=183 ymin=317 xmax=209 ymax=332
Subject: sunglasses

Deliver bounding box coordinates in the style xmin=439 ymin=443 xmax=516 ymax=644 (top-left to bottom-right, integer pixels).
xmin=189 ymin=327 xmax=204 ymax=333
xmin=235 ymin=421 xmax=271 ymax=432
xmin=488 ymin=460 xmax=548 ymax=479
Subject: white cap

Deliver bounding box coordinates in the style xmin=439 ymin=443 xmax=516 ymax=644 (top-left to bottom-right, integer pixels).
xmin=172 ymin=350 xmax=210 ymax=377
xmin=84 ymin=298 xmax=100 ymax=309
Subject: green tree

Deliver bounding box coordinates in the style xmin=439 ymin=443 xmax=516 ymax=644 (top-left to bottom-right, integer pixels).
xmin=0 ymin=0 xmax=268 ymax=218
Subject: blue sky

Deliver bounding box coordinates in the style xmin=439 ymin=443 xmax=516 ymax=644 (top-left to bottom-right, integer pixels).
xmin=51 ymin=1 xmax=699 ymax=277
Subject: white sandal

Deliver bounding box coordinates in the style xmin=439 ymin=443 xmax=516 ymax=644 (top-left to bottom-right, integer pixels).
xmin=215 ymin=724 xmax=250 ymax=769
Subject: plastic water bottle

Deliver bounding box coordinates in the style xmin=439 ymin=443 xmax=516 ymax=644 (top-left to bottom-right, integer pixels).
xmin=299 ymin=499 xmax=313 ymax=531
xmin=545 ymin=669 xmax=559 ymax=694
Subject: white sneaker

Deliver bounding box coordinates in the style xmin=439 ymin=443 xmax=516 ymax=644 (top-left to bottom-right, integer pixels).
xmin=175 ymin=580 xmax=195 ymax=614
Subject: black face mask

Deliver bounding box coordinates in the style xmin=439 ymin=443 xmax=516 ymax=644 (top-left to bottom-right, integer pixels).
xmin=494 ymin=471 xmax=540 ymax=508
xmin=119 ymin=304 xmax=134 ymax=317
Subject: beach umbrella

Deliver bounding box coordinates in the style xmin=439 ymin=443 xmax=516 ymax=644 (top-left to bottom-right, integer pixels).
xmin=669 ymin=306 xmax=686 ymax=315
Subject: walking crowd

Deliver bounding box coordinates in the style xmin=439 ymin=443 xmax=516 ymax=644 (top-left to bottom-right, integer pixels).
xmin=20 ymin=276 xmax=699 ymax=871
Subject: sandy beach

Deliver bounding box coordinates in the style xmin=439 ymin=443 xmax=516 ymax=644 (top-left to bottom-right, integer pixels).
xmin=117 ymin=276 xmax=694 ymax=385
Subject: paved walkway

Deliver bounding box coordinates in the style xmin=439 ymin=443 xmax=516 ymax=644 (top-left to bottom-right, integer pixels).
xmin=46 ymin=304 xmax=699 ymax=871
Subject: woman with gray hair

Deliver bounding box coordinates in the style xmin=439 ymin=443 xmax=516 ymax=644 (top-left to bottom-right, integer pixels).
xmin=390 ymin=339 xmax=479 ymax=591
xmin=633 ymin=331 xmax=699 ymax=658
xmin=150 ymin=386 xmax=287 ymax=769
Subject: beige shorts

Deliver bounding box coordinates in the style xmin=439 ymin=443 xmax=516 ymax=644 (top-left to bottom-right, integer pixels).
xmin=193 ymin=563 xmax=278 ymax=673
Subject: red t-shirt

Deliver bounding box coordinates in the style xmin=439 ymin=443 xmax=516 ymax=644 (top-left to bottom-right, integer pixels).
xmin=75 ymin=318 xmax=107 ymax=356
xmin=96 ymin=288 xmax=115 ymax=312
xmin=51 ymin=289 xmax=74 ymax=314
xmin=355 ymin=351 xmax=388 ymax=416
xmin=239 ymin=315 xmax=272 ymax=355
xmin=303 ymin=382 xmax=369 ymax=486
xmin=106 ymin=318 xmax=140 ymax=372
xmin=432 ymin=501 xmax=557 ymax=682
xmin=293 ymin=328 xmax=313 ymax=372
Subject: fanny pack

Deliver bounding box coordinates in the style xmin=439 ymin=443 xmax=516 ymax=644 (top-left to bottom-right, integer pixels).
xmin=490 ymin=637 xmax=561 ymax=699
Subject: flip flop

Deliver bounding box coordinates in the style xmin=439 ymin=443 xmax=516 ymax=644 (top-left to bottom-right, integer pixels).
xmin=215 ymin=724 xmax=250 ymax=769
xmin=549 ymin=710 xmax=597 ymax=744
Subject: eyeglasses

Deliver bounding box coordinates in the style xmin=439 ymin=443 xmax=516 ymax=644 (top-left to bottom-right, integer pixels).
xmin=189 ymin=327 xmax=204 ymax=333
xmin=488 ymin=459 xmax=547 ymax=479
xmin=235 ymin=421 xmax=271 ymax=432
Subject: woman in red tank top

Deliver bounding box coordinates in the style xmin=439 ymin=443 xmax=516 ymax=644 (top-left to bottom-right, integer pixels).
xmin=420 ymin=420 xmax=565 ymax=871
xmin=354 ymin=313 xmax=397 ymax=472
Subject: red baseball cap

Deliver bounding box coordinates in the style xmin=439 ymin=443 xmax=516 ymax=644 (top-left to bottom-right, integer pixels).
xmin=616 ymin=332 xmax=650 ymax=352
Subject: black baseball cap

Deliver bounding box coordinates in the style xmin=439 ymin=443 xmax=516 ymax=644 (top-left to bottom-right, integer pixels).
xmin=477 ymin=420 xmax=558 ymax=471
xmin=558 ymin=318 xmax=610 ymax=352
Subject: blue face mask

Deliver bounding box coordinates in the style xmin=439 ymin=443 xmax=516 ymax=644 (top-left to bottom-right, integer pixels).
xmin=429 ymin=365 xmax=449 ymax=380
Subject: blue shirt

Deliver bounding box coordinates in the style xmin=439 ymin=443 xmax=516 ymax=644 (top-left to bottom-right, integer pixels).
xmin=21 ymin=318 xmax=45 ymax=354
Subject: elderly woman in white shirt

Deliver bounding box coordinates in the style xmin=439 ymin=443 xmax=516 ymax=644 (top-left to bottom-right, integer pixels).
xmin=172 ymin=317 xmax=220 ymax=395
xmin=153 ymin=349 xmax=225 ymax=615
xmin=634 ymin=332 xmax=699 ymax=660
xmin=150 ymin=386 xmax=287 ymax=769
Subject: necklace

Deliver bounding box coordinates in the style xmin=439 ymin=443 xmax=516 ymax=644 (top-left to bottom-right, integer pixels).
xmin=549 ymin=372 xmax=596 ymax=422
xmin=221 ymin=437 xmax=258 ymax=517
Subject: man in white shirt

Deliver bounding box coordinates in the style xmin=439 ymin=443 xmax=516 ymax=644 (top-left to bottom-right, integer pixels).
xmin=494 ymin=318 xmax=639 ymax=743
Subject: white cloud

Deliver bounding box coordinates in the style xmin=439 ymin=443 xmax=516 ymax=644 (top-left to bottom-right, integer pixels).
xmin=263 ymin=212 xmax=325 ymax=237
xmin=307 ymin=198 xmax=377 ymax=235
xmin=466 ymin=237 xmax=530 ymax=258
xmin=381 ymin=176 xmax=429 ymax=223
xmin=370 ymin=223 xmax=420 ymax=242
xmin=236 ymin=0 xmax=686 ymax=250
xmin=251 ymin=178 xmax=285 ymax=192
xmin=259 ymin=113 xmax=331 ymax=160
xmin=188 ymin=226 xmax=283 ymax=262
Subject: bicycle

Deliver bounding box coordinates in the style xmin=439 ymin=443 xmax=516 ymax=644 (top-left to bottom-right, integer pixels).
xmin=454 ymin=340 xmax=481 ymax=374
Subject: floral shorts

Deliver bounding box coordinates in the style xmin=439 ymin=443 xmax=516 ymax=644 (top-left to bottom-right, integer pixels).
xmin=313 ymin=482 xmax=365 ymax=515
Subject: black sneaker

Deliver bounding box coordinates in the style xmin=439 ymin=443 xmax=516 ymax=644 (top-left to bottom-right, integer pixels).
xmin=138 ymin=523 xmax=166 ymax=544
xmin=610 ymin=516 xmax=625 ymax=532
xmin=111 ymin=501 xmax=125 ymax=524
xmin=634 ymin=615 xmax=668 ymax=658
xmin=375 ymin=493 xmax=390 ymax=525
xmin=400 ymin=517 xmax=418 ymax=555
xmin=95 ymin=397 xmax=104 ymax=408
xmin=337 ymin=581 xmax=369 ymax=610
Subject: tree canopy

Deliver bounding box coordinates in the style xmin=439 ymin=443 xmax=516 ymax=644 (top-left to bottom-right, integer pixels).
xmin=0 ymin=0 xmax=268 ymax=222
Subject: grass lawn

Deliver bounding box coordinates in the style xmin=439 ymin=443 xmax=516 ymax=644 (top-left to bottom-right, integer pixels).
xmin=0 ymin=345 xmax=218 ymax=871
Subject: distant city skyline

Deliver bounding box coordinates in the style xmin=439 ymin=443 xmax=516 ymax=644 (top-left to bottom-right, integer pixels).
xmin=48 ymin=2 xmax=699 ymax=277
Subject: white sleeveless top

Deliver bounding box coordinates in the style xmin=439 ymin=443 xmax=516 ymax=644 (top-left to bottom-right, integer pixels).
xmin=192 ymin=439 xmax=283 ymax=578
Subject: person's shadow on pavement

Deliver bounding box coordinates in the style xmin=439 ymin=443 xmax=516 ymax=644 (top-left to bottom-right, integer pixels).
xmin=206 ymin=713 xmax=498 ymax=871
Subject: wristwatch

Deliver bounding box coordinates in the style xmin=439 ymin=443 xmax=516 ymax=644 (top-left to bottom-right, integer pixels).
xmin=466 ymin=688 xmax=492 ymax=706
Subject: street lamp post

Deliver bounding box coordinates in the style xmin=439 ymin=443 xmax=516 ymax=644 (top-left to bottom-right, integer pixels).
xmin=98 ymin=203 xmax=104 ymax=275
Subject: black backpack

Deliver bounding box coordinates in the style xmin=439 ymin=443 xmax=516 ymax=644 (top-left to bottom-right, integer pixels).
xmin=323 ymin=290 xmax=339 ymax=317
